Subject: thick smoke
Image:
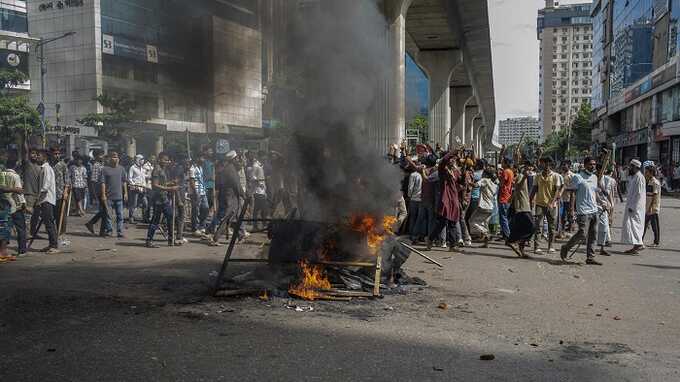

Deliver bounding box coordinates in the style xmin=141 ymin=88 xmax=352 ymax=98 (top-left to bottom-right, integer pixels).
xmin=284 ymin=0 xmax=401 ymax=221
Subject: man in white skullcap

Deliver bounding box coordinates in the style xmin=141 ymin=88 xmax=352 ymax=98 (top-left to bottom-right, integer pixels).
xmin=621 ymin=159 xmax=646 ymax=254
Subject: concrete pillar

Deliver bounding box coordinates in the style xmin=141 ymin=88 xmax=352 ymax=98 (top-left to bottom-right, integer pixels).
xmin=385 ymin=0 xmax=413 ymax=149
xmin=450 ymin=86 xmax=474 ymax=148
xmin=125 ymin=137 xmax=137 ymax=158
xmin=417 ymin=50 xmax=462 ymax=146
xmin=154 ymin=135 xmax=164 ymax=155
xmin=464 ymin=106 xmax=478 ymax=148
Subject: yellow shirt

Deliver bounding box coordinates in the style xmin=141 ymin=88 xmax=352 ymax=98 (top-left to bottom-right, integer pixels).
xmin=535 ymin=171 xmax=562 ymax=208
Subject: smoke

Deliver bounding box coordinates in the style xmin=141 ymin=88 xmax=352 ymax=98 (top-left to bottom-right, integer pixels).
xmin=282 ymin=0 xmax=401 ymax=221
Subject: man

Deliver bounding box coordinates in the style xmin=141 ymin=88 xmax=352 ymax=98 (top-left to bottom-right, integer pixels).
xmin=50 ymin=146 xmax=70 ymax=235
xmin=673 ymin=162 xmax=680 ymax=191
xmin=621 ymin=159 xmax=646 ymax=254
xmin=142 ymin=155 xmax=154 ymax=222
xmin=643 ymin=165 xmax=661 ymax=247
xmin=531 ymin=157 xmax=563 ymax=253
xmin=146 ymin=152 xmax=178 ymax=248
xmin=426 ymin=150 xmax=461 ymax=251
xmin=497 ymin=158 xmax=514 ymax=240
xmin=558 ymin=160 xmax=576 ymax=237
xmin=466 ymin=159 xmax=485 ymax=238
xmin=246 ymin=151 xmax=268 ymax=231
xmin=99 ymin=152 xmax=128 ymax=238
xmin=596 ymin=165 xmax=616 ymax=256
xmin=70 ymin=157 xmax=88 ymax=216
xmin=128 ymin=155 xmax=148 ymax=224
xmin=560 ymin=157 xmax=602 ymax=265
xmin=189 ymin=155 xmax=209 ymax=236
xmin=202 ymin=147 xmax=216 ymax=213
xmin=22 ymin=147 xmax=42 ymax=238
xmin=506 ymin=163 xmax=535 ymax=257
xmin=85 ymin=150 xmax=109 ymax=236
xmin=208 ymin=151 xmax=246 ymax=246
xmin=35 ymin=150 xmax=59 ymax=253
xmin=406 ymin=164 xmax=424 ymax=244
xmin=170 ymin=157 xmax=190 ymax=246
xmin=0 ymin=159 xmax=27 ymax=256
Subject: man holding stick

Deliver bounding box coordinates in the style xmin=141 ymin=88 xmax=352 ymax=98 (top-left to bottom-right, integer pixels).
xmin=50 ymin=146 xmax=70 ymax=236
xmin=146 ymin=152 xmax=178 ymax=248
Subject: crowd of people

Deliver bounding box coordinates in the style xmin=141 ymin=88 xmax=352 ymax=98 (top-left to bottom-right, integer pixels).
xmin=0 ymin=139 xmax=669 ymax=264
xmin=0 ymin=143 xmax=295 ymax=258
xmin=391 ymin=143 xmax=665 ymax=265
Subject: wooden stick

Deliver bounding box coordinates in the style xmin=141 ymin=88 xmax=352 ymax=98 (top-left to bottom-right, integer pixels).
xmin=57 ymin=186 xmax=68 ymax=236
xmin=373 ymin=254 xmax=382 ymax=297
xmin=317 ymin=260 xmax=375 ymax=268
xmin=317 ymin=295 xmax=352 ymax=302
xmin=398 ymin=242 xmax=444 ymax=268
xmin=214 ymin=288 xmax=262 ymax=297
xmin=171 ymin=193 xmax=176 ymax=246
xmin=320 ymin=289 xmax=374 ymax=298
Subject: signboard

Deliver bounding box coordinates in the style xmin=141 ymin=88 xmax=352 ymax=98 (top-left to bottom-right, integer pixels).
xmin=47 ymin=125 xmax=81 ymax=135
xmin=146 ymin=45 xmax=158 ymax=64
xmin=102 ymin=34 xmax=114 ymax=55
xmin=39 ymin=0 xmax=84 ymax=12
xmin=0 ymin=49 xmax=29 ymax=76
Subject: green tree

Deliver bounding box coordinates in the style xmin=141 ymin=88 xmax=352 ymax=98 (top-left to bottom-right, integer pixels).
xmin=0 ymin=69 xmax=40 ymax=148
xmin=569 ymin=102 xmax=593 ymax=154
xmin=408 ymin=114 xmax=428 ymax=144
xmin=78 ymin=93 xmax=140 ymax=142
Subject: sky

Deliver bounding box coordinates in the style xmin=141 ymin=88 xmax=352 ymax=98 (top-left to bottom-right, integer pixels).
xmin=489 ymin=0 xmax=591 ymax=124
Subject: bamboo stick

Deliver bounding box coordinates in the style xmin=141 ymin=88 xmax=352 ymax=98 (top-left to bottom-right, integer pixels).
xmin=398 ymin=242 xmax=444 ymax=268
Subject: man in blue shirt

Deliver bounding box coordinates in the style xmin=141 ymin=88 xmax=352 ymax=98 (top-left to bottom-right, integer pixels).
xmin=560 ymin=157 xmax=602 ymax=265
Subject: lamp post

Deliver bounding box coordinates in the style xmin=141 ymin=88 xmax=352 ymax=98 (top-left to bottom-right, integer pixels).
xmin=36 ymin=31 xmax=76 ymax=148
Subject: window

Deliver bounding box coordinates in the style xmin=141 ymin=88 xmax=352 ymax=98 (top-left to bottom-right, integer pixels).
xmin=0 ymin=9 xmax=28 ymax=34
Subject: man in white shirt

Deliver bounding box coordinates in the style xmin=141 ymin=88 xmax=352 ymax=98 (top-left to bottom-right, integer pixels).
xmin=621 ymin=159 xmax=646 ymax=254
xmin=35 ymin=150 xmax=59 ymax=253
xmin=128 ymin=155 xmax=148 ymax=224
xmin=407 ymin=166 xmax=424 ymax=244
xmin=246 ymin=151 xmax=268 ymax=231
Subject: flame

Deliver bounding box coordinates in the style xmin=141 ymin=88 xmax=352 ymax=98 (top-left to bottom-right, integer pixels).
xmin=349 ymin=214 xmax=397 ymax=252
xmin=288 ymin=259 xmax=331 ymax=300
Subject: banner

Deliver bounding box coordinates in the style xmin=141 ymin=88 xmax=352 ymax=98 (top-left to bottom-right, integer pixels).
xmin=0 ymin=49 xmax=29 ymax=76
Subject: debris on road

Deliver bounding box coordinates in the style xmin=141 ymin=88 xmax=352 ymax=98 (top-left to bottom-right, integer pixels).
xmin=479 ymin=354 xmax=495 ymax=361
xmin=437 ymin=302 xmax=448 ymax=310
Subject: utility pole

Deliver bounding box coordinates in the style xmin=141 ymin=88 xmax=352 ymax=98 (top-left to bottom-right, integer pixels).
xmin=35 ymin=32 xmax=76 ymax=148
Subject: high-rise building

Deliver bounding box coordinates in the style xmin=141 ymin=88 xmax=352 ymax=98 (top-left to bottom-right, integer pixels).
xmin=26 ymin=0 xmax=263 ymax=155
xmin=537 ymin=1 xmax=593 ymax=138
xmin=591 ymin=0 xmax=680 ymax=168
xmin=0 ymin=0 xmax=31 ymax=94
xmin=498 ymin=117 xmax=540 ymax=145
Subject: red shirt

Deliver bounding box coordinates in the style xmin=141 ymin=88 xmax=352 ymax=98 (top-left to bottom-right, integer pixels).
xmin=499 ymin=168 xmax=514 ymax=204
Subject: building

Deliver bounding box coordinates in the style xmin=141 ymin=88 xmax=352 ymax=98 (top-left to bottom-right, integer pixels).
xmin=27 ymin=0 xmax=263 ymax=156
xmin=537 ymin=1 xmax=594 ymax=138
xmin=591 ymin=0 xmax=680 ymax=169
xmin=498 ymin=117 xmax=540 ymax=145
xmin=1 ymin=0 xmax=31 ymax=94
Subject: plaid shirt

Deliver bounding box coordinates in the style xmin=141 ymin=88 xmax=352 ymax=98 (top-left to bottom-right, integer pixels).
xmin=52 ymin=161 xmax=71 ymax=200
xmin=70 ymin=166 xmax=88 ymax=189
xmin=91 ymin=161 xmax=104 ymax=184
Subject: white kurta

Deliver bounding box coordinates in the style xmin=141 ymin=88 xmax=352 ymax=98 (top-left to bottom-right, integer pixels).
xmin=621 ymin=171 xmax=646 ymax=245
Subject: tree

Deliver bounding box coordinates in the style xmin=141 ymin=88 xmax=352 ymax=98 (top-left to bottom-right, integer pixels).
xmin=569 ymin=102 xmax=593 ymax=154
xmin=78 ymin=93 xmax=140 ymax=142
xmin=407 ymin=114 xmax=428 ymax=144
xmin=0 ymin=69 xmax=40 ymax=148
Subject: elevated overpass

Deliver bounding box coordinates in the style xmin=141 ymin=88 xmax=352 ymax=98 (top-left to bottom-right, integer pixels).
xmin=385 ymin=0 xmax=496 ymax=153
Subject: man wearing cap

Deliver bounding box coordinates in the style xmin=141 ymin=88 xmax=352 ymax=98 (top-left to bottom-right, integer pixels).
xmin=128 ymin=154 xmax=147 ymax=224
xmin=621 ymin=159 xmax=646 ymax=254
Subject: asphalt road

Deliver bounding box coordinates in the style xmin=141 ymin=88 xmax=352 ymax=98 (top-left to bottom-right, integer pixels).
xmin=1 ymin=198 xmax=679 ymax=381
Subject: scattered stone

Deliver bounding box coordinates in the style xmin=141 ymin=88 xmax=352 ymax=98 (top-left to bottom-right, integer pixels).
xmin=508 ymin=268 xmax=515 ymax=273
xmin=47 ymin=348 xmax=56 ymax=352
xmin=479 ymin=354 xmax=495 ymax=361
xmin=596 ymin=314 xmax=602 ymax=317
xmin=530 ymin=343 xmax=539 ymax=347
xmin=438 ymin=303 xmax=448 ymax=310
xmin=432 ymin=366 xmax=444 ymax=371
xmin=613 ymin=316 xmax=621 ymax=320
xmin=573 ymin=275 xmax=580 ymax=279
xmin=559 ymin=340 xmax=564 ymax=345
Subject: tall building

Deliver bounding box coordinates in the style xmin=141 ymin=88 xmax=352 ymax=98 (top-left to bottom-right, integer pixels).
xmin=0 ymin=0 xmax=31 ymax=95
xmin=26 ymin=0 xmax=263 ymax=155
xmin=537 ymin=1 xmax=593 ymax=139
xmin=498 ymin=117 xmax=540 ymax=145
xmin=591 ymin=0 xmax=680 ymax=168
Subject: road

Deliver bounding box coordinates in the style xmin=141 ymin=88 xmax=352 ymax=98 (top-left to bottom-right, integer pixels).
xmin=1 ymin=198 xmax=679 ymax=381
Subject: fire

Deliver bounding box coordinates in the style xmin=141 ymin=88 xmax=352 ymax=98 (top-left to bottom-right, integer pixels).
xmin=349 ymin=214 xmax=397 ymax=252
xmin=288 ymin=259 xmax=331 ymax=300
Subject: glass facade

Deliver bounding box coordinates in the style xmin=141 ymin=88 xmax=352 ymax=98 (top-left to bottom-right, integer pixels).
xmin=592 ymin=1 xmax=606 ymax=109
xmin=0 ymin=8 xmax=28 ymax=34
xmin=610 ymin=0 xmax=655 ymax=98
